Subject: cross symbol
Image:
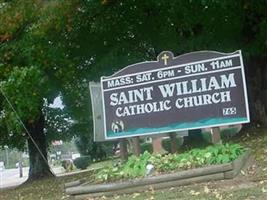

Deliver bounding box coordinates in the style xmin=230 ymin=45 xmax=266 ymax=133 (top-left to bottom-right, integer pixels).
xmin=161 ymin=54 xmax=169 ymax=65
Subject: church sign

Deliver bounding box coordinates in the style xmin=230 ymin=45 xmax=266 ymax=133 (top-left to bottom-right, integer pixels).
xmin=101 ymin=50 xmax=250 ymax=139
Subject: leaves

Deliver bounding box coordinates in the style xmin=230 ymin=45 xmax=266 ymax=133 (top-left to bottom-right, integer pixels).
xmin=95 ymin=144 xmax=246 ymax=182
xmin=204 ymin=185 xmax=210 ymax=194
xmin=0 ymin=66 xmax=48 ymax=148
xmin=0 ymin=0 xmax=265 ymax=178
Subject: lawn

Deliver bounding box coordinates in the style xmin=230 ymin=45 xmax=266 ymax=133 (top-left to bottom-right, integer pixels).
xmin=0 ymin=170 xmax=94 ymax=200
xmin=1 ymin=127 xmax=267 ymax=200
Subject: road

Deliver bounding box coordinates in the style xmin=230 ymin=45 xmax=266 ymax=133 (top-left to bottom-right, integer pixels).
xmin=0 ymin=167 xmax=28 ymax=189
xmin=0 ymin=166 xmax=65 ymax=189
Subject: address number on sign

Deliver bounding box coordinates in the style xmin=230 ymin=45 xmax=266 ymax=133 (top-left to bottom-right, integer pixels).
xmin=223 ymin=107 xmax=237 ymax=116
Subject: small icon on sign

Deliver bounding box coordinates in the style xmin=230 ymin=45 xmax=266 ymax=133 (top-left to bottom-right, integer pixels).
xmin=161 ymin=53 xmax=169 ymax=66
xmin=111 ymin=120 xmax=125 ymax=133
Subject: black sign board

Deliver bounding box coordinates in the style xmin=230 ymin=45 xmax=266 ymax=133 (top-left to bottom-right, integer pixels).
xmin=101 ymin=50 xmax=250 ymax=139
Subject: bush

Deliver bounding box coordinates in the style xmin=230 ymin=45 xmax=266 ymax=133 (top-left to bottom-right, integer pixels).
xmin=73 ymin=156 xmax=91 ymax=170
xmin=75 ymin=136 xmax=115 ymax=161
xmin=162 ymin=137 xmax=184 ymax=152
xmin=140 ymin=142 xmax=153 ymax=153
xmin=140 ymin=137 xmax=184 ymax=154
xmin=95 ymin=143 xmax=246 ymax=182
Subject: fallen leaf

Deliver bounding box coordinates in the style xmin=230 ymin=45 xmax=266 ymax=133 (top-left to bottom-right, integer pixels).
xmin=190 ymin=190 xmax=195 ymax=195
xmin=215 ymin=193 xmax=223 ymax=200
xmin=241 ymin=170 xmax=246 ymax=175
xmin=190 ymin=190 xmax=200 ymax=196
xmin=195 ymin=192 xmax=200 ymax=195
xmin=149 ymin=186 xmax=155 ymax=194
xmin=204 ymin=186 xmax=210 ymax=194
xmin=132 ymin=193 xmax=140 ymax=198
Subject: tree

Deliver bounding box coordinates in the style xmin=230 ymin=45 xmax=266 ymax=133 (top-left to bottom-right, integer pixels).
xmin=0 ymin=0 xmax=77 ymax=180
xmin=0 ymin=66 xmax=54 ymax=179
xmin=67 ymin=0 xmax=267 ymax=126
xmin=1 ymin=0 xmax=267 ymax=181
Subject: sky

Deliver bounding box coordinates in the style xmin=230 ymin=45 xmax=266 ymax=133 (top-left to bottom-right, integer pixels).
xmin=49 ymin=96 xmax=64 ymax=109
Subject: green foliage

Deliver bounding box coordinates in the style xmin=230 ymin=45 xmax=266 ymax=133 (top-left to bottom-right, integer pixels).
xmin=73 ymin=156 xmax=91 ymax=170
xmin=0 ymin=1 xmax=82 ymax=167
xmin=95 ymin=166 xmax=123 ymax=182
xmin=0 ymin=0 xmax=266 ymax=178
xmin=0 ymin=148 xmax=28 ymax=169
xmin=122 ymin=151 xmax=151 ymax=177
xmin=162 ymin=137 xmax=184 ymax=152
xmin=95 ymin=143 xmax=245 ymax=182
xmin=201 ymin=128 xmax=240 ymax=143
xmin=140 ymin=142 xmax=153 ymax=153
xmin=0 ymin=66 xmax=47 ymax=149
xmin=95 ymin=151 xmax=151 ymax=182
xmin=220 ymin=128 xmax=240 ymax=140
xmin=1 ymin=66 xmax=45 ymax=120
xmin=152 ymin=143 xmax=245 ymax=172
xmin=75 ymin=135 xmax=114 ymax=161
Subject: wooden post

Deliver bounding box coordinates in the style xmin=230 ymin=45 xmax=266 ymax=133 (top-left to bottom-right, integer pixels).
xmin=169 ymin=132 xmax=177 ymax=153
xmin=210 ymin=127 xmax=222 ymax=144
xmin=132 ymin=136 xmax=141 ymax=156
xmin=119 ymin=138 xmax=128 ymax=161
xmin=152 ymin=136 xmax=166 ymax=154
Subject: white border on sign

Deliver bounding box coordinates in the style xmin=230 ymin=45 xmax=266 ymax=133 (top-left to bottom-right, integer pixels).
xmin=239 ymin=50 xmax=250 ymax=123
xmin=100 ymin=80 xmax=107 ymax=141
xmin=89 ymin=82 xmax=98 ymax=142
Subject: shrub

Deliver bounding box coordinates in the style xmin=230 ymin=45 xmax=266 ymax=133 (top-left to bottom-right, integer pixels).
xmin=162 ymin=137 xmax=184 ymax=152
xmin=95 ymin=143 xmax=246 ymax=182
xmin=140 ymin=142 xmax=153 ymax=153
xmin=73 ymin=156 xmax=91 ymax=170
xmin=140 ymin=137 xmax=183 ymax=153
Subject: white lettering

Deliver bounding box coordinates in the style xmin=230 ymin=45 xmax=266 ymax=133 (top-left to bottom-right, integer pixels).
xmin=175 ymin=91 xmax=232 ymax=109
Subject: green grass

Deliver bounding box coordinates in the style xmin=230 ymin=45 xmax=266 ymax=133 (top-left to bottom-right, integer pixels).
xmin=1 ymin=127 xmax=267 ymax=200
xmin=0 ymin=170 xmax=93 ymax=200
xmin=88 ymin=158 xmax=119 ymax=170
xmin=112 ymin=183 xmax=267 ymax=200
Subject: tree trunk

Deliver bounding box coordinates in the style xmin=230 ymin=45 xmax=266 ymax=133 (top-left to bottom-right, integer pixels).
xmin=247 ymin=56 xmax=267 ymax=127
xmin=27 ymin=113 xmax=54 ymax=181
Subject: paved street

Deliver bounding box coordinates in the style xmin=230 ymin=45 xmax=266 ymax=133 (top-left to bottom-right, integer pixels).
xmin=0 ymin=167 xmax=28 ymax=189
xmin=0 ymin=166 xmax=65 ymax=189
